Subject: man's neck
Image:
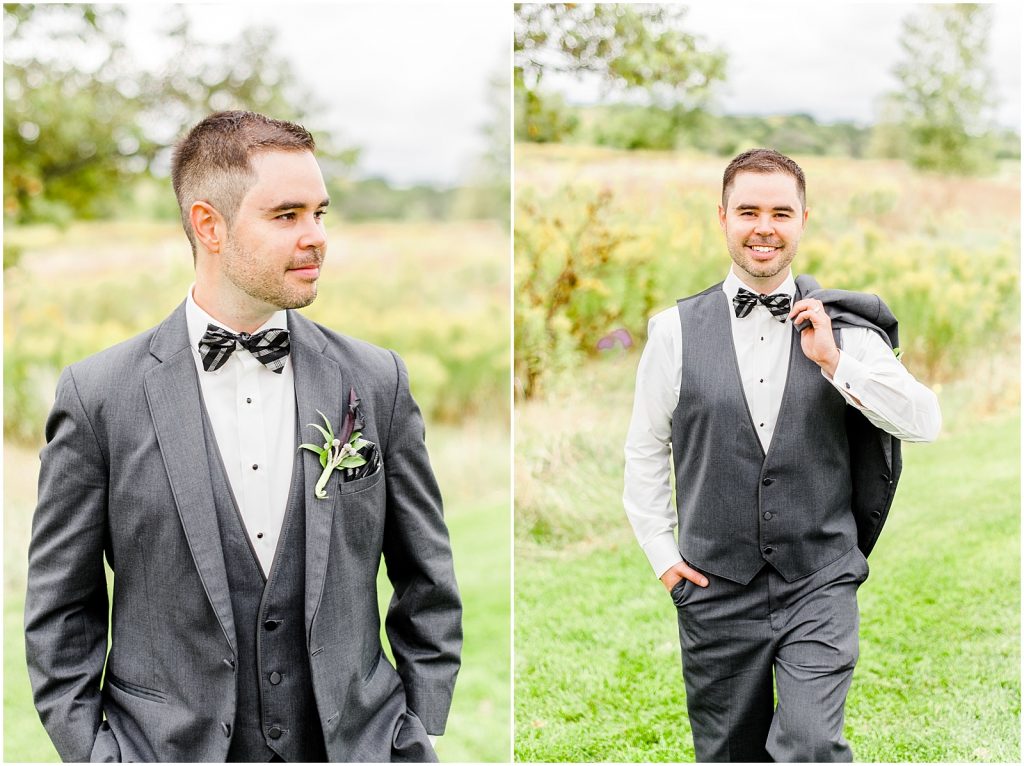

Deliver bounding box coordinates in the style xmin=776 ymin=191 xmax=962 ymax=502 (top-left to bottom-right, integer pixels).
xmin=191 ymin=284 xmax=275 ymax=335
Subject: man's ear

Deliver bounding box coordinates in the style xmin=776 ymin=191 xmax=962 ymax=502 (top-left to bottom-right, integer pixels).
xmin=717 ymin=204 xmax=727 ymax=232
xmin=189 ymin=201 xmax=225 ymax=254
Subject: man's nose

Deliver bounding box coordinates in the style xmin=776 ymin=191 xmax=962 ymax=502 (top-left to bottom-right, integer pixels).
xmin=754 ymin=215 xmax=775 ymax=235
xmin=299 ymin=216 xmax=326 ymax=250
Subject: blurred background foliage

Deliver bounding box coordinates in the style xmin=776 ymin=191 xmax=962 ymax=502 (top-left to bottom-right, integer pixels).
xmin=514 ymin=4 xmax=1018 ymax=169
xmin=513 ymin=2 xmax=1020 ymax=399
xmin=4 ymin=3 xmax=510 ymax=762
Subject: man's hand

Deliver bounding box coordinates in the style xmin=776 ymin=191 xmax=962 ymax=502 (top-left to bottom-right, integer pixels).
xmin=660 ymin=561 xmax=709 ymax=592
xmin=790 ymin=298 xmax=840 ymax=376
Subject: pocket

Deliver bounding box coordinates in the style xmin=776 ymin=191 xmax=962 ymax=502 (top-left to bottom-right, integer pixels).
xmin=89 ymin=721 xmax=122 ymax=763
xmin=105 ymin=672 xmax=167 ymax=704
xmin=335 ymin=464 xmax=385 ymax=496
xmin=669 ymin=577 xmax=690 ymax=608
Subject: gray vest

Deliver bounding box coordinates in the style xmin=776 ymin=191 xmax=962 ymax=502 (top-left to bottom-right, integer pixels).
xmin=200 ymin=408 xmax=327 ymax=762
xmin=671 ymin=282 xmax=857 ymax=585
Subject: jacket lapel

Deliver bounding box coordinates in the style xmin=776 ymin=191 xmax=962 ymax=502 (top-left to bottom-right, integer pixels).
xmin=287 ymin=311 xmax=345 ymax=633
xmin=144 ymin=302 xmax=237 ymax=654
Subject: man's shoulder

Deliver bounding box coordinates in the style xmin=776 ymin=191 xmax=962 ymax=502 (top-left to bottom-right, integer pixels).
xmin=290 ymin=312 xmax=399 ymax=380
xmin=66 ymin=322 xmax=164 ymax=386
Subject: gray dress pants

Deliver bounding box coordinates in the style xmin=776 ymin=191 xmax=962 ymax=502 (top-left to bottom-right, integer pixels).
xmin=672 ymin=545 xmax=869 ymax=762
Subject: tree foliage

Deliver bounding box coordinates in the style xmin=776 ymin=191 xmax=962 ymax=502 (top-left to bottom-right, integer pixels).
xmin=514 ymin=3 xmax=726 ymax=144
xmin=876 ymin=4 xmax=998 ymax=174
xmin=3 ymin=4 xmax=354 ymax=224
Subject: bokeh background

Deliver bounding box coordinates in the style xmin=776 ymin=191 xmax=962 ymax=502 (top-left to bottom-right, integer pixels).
xmin=4 ymin=3 xmax=510 ymax=761
xmin=513 ymin=3 xmax=1020 ymax=761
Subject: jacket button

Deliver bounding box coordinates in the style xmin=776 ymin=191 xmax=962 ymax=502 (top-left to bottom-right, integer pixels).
xmin=762 ymin=477 xmax=774 ymax=486
xmin=268 ymin=725 xmax=283 ymax=739
xmin=270 ymin=671 xmax=282 ymax=685
xmin=763 ymin=546 xmax=773 ymax=554
xmin=223 ymin=658 xmax=235 ymax=671
xmin=871 ymin=510 xmax=882 ymax=519
xmin=221 ymin=722 xmax=231 ymax=738
xmin=264 ymin=619 xmax=281 ymax=631
xmin=763 ymin=512 xmax=772 ymax=520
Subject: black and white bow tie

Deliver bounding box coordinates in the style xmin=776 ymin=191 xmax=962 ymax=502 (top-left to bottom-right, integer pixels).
xmin=732 ymin=288 xmax=791 ymax=323
xmin=198 ymin=324 xmax=290 ymax=373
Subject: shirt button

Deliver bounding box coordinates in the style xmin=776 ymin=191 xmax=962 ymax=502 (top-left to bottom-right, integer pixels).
xmin=760 ymin=378 xmax=764 ymax=383
xmin=252 ymin=464 xmax=258 ymax=470
xmin=246 ymin=397 xmax=253 ymax=404
xmin=268 ymin=725 xmax=283 ymax=739
xmin=763 ymin=512 xmax=772 ymax=520
xmin=257 ymin=532 xmax=264 ymax=539
xmin=270 ymin=671 xmax=282 ymax=685
xmin=845 ymin=382 xmax=851 ymax=390
xmin=759 ymin=422 xmax=765 ymax=427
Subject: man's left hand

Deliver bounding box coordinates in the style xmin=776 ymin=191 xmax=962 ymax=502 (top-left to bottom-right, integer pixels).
xmin=790 ymin=298 xmax=840 ymax=376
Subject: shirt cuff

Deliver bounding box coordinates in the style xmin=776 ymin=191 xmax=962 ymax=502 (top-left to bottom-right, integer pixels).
xmin=643 ymin=532 xmax=683 ymax=579
xmin=824 ymin=349 xmax=868 ymax=405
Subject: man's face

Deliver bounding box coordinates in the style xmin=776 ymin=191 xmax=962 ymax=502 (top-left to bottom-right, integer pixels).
xmin=718 ymin=171 xmax=808 ymax=287
xmin=220 ymin=150 xmax=330 ymax=313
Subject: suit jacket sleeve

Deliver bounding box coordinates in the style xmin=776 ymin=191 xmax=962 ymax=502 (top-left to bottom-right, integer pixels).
xmin=24 ymin=367 xmax=110 ymax=762
xmin=380 ymin=351 xmax=462 ymax=735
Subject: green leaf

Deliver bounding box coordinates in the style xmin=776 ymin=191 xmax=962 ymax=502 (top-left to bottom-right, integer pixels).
xmin=320 ymin=451 xmax=328 ymax=468
xmin=352 ymin=438 xmax=371 ymax=451
xmin=339 ymin=455 xmax=368 ymax=469
xmin=308 ymin=422 xmax=331 ymax=445
xmin=316 ymin=409 xmax=335 ymax=441
xmin=349 ymin=431 xmax=362 ymax=444
xmin=298 ymin=443 xmax=325 ymax=455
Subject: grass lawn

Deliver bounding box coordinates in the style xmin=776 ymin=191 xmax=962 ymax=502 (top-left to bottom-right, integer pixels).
xmin=515 ymin=354 xmax=1019 ymax=762
xmin=5 ymin=423 xmax=511 ymax=762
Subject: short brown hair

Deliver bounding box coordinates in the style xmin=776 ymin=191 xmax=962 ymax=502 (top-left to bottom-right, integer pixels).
xmin=171 ymin=111 xmax=316 ymax=255
xmin=722 ymin=148 xmax=806 ymax=210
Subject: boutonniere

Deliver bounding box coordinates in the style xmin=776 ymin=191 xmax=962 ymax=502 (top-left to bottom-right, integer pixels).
xmin=299 ymin=388 xmax=369 ymax=499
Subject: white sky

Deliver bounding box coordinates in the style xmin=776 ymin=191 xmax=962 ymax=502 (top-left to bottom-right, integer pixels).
xmin=123 ymin=2 xmax=510 ymax=187
xmin=543 ymin=2 xmax=1021 ymax=130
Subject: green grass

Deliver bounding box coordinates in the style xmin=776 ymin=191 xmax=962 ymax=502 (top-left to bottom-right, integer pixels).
xmin=514 ymin=354 xmax=1019 ymax=762
xmin=5 ymin=422 xmax=511 ymax=762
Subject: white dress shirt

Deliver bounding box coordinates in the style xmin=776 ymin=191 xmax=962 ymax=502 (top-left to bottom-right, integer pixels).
xmin=623 ymin=268 xmax=943 ymax=579
xmin=186 ymin=289 xmax=296 ymax=577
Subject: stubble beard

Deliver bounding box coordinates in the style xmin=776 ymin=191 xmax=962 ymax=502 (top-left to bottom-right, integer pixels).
xmin=728 ymin=239 xmax=796 ymax=284
xmin=222 ymin=239 xmax=322 ymax=311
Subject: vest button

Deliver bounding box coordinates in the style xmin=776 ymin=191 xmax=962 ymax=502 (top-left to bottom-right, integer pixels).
xmin=264 ymin=619 xmax=281 ymax=631
xmin=270 ymin=671 xmax=282 ymax=685
xmin=762 ymin=477 xmax=774 ymax=486
xmin=268 ymin=725 xmax=283 ymax=739
xmin=763 ymin=546 xmax=773 ymax=554
xmin=763 ymin=512 xmax=772 ymax=520
xmin=221 ymin=722 xmax=231 ymax=738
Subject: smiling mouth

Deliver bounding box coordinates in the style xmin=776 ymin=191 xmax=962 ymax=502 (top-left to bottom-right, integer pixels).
xmin=747 ymin=244 xmax=780 ymax=253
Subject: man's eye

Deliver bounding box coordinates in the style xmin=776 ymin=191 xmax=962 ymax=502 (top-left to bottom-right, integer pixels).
xmin=277 ymin=212 xmax=296 ymax=221
xmin=315 ymin=210 xmax=327 ymax=220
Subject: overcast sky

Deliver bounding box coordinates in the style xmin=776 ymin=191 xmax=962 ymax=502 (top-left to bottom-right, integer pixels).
xmin=124 ymin=3 xmax=510 ymax=187
xmin=544 ymin=3 xmax=1021 ymax=130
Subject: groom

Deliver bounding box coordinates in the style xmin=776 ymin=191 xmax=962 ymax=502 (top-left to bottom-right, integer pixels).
xmin=25 ymin=111 xmax=462 ymax=762
xmin=624 ymin=149 xmax=940 ymax=761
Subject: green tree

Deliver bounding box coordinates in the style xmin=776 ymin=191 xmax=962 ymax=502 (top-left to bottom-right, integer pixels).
xmin=875 ymin=4 xmax=998 ymax=174
xmin=3 ymin=4 xmax=354 ymax=224
xmin=514 ymin=3 xmax=726 ymax=145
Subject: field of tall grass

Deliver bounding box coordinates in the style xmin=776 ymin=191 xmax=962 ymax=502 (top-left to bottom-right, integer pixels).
xmin=515 ymin=144 xmax=1020 ymax=396
xmin=514 ymin=143 xmax=1020 ymax=761
xmin=3 ymin=219 xmax=511 ymax=761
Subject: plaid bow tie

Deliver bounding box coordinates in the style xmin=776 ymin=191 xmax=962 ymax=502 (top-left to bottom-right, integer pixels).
xmin=732 ymin=288 xmax=791 ymax=323
xmin=198 ymin=324 xmax=290 ymax=373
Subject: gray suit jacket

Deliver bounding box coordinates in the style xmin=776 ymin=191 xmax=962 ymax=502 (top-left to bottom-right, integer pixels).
xmin=24 ymin=303 xmax=462 ymax=762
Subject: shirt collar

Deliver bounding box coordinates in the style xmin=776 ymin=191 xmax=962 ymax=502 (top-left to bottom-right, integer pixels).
xmin=722 ymin=268 xmax=796 ymax=301
xmin=185 ymin=285 xmax=288 ymax=355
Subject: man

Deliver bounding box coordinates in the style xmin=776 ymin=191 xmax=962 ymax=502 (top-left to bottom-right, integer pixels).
xmin=623 ymin=148 xmax=940 ymax=762
xmin=25 ymin=111 xmax=461 ymax=763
